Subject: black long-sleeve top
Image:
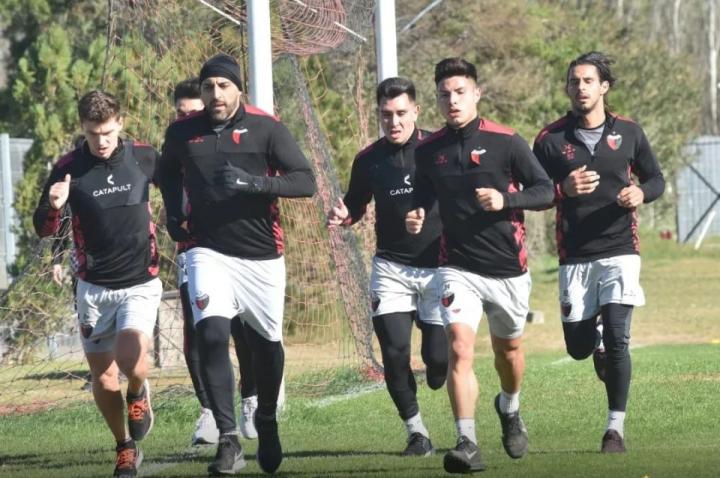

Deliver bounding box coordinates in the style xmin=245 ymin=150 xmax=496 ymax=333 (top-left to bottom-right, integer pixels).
xmin=159 ymin=105 xmax=316 ymax=259
xmin=413 ymin=116 xmax=554 ymax=278
xmin=533 ymin=112 xmax=665 ymax=264
xmin=33 ymin=140 xmax=160 ymax=289
xmin=342 ymin=129 xmax=441 ymax=268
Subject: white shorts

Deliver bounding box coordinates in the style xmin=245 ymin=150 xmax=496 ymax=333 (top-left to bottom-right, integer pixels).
xmin=176 ymin=251 xmax=188 ymax=287
xmin=559 ymin=254 xmax=645 ymax=323
xmin=438 ymin=267 xmax=531 ymax=339
xmin=76 ymin=277 xmax=162 ymax=353
xmin=186 ymin=247 xmax=285 ymax=342
xmin=369 ymin=256 xmax=442 ymax=326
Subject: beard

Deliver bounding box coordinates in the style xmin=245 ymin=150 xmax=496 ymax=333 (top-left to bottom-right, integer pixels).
xmin=209 ymin=98 xmax=241 ymax=123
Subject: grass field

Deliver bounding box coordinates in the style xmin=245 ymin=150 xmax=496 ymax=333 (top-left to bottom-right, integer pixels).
xmin=1 ymin=231 xmax=718 ymax=477
xmin=0 ymin=344 xmax=718 ymax=477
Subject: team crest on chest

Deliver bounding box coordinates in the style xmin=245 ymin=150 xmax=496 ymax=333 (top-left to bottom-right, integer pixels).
xmin=435 ymin=154 xmax=448 ymax=165
xmin=470 ymin=148 xmax=486 ymax=165
xmin=231 ymin=128 xmax=248 ymax=145
xmin=606 ymin=132 xmax=622 ymax=150
xmin=195 ymin=293 xmax=210 ymax=310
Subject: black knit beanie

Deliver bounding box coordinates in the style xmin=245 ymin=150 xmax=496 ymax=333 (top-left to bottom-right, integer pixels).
xmin=199 ymin=53 xmax=242 ymax=91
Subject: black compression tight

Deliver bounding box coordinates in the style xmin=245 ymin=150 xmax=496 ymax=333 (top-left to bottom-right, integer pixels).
xmin=601 ymin=303 xmax=633 ymax=411
xmin=197 ymin=316 xmax=236 ymax=434
xmin=372 ymin=312 xmax=448 ymax=420
xmin=231 ymin=319 xmax=257 ymax=399
xmin=180 ymin=283 xmax=211 ymax=410
xmin=243 ymin=324 xmax=284 ymax=418
xmin=563 ymin=303 xmax=633 ymax=411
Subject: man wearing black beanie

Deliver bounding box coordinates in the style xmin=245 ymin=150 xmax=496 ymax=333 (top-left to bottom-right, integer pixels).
xmin=159 ymin=53 xmax=316 ymax=475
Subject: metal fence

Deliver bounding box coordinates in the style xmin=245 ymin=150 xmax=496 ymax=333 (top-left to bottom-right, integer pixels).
xmin=677 ymin=136 xmax=720 ymax=243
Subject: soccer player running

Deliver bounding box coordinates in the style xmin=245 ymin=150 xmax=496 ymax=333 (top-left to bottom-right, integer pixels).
xmin=406 ymin=58 xmax=554 ymax=473
xmin=533 ymin=51 xmax=664 ymax=453
xmin=34 ymin=91 xmax=162 ymax=478
xmin=326 ymin=77 xmax=447 ymax=456
xmin=159 ymin=53 xmax=316 ymax=475
xmin=170 ymin=79 xmax=260 ymax=446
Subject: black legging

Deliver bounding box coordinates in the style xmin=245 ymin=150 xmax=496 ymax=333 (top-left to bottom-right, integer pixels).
xmin=372 ymin=312 xmax=448 ymax=420
xmin=563 ymin=303 xmax=633 ymax=411
xmin=181 ymin=284 xmax=258 ymax=410
xmin=231 ymin=319 xmax=258 ymax=399
xmin=180 ymin=283 xmax=211 ymax=409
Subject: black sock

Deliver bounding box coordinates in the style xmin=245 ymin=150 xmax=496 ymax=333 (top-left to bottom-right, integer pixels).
xmin=244 ymin=324 xmax=284 ymax=418
xmin=373 ymin=312 xmax=419 ymax=420
xmin=197 ymin=316 xmax=236 ymax=434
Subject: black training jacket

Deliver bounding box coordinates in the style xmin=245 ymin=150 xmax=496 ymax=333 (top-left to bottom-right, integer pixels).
xmin=533 ymin=112 xmax=665 ymax=264
xmin=34 ymin=140 xmax=160 ymax=289
xmin=159 ymin=105 xmax=316 ymax=259
xmin=414 ymin=116 xmax=554 ymax=278
xmin=343 ymin=129 xmax=442 ymax=268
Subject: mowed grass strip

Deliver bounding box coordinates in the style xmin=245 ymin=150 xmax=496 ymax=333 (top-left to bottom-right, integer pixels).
xmin=1 ymin=343 xmax=718 ymax=477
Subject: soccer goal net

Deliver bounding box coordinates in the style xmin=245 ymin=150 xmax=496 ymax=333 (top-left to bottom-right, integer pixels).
xmin=0 ymin=0 xmax=382 ymax=414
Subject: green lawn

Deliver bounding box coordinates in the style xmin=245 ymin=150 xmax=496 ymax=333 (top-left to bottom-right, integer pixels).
xmin=1 ymin=343 xmax=718 ymax=477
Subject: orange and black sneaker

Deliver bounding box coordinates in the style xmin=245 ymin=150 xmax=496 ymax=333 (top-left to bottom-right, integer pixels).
xmin=113 ymin=439 xmax=143 ymax=478
xmin=127 ymin=379 xmax=153 ymax=441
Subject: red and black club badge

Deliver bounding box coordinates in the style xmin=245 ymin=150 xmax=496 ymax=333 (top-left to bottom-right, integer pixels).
xmin=606 ymin=132 xmax=622 ymax=150
xmin=195 ymin=293 xmax=210 ymax=311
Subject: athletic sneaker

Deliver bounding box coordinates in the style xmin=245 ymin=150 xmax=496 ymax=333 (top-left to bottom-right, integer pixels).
xmin=113 ymin=439 xmax=143 ymax=478
xmin=402 ymin=432 xmax=434 ymax=457
xmin=443 ymin=436 xmax=486 ymax=473
xmin=239 ymin=396 xmax=258 ymax=440
xmin=127 ymin=379 xmax=153 ymax=441
xmin=593 ymin=347 xmax=607 ymax=383
xmin=208 ymin=434 xmax=246 ymax=475
xmin=494 ymin=394 xmax=529 ymax=459
xmin=255 ymin=412 xmax=283 ymax=473
xmin=601 ymin=429 xmax=626 ymax=453
xmin=192 ymin=407 xmax=219 ymax=446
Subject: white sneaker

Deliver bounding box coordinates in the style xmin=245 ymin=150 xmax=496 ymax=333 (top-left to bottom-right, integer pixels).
xmin=239 ymin=396 xmax=258 ymax=439
xmin=192 ymin=408 xmax=219 ymax=446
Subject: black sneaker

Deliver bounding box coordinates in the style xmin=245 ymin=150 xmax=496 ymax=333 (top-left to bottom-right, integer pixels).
xmin=593 ymin=348 xmax=607 ymax=383
xmin=443 ymin=436 xmax=486 ymax=473
xmin=113 ymin=440 xmax=143 ymax=478
xmin=127 ymin=379 xmax=153 ymax=441
xmin=494 ymin=394 xmax=529 ymax=459
xmin=208 ymin=434 xmax=246 ymax=475
xmin=402 ymin=432 xmax=434 ymax=457
xmin=255 ymin=413 xmax=283 ymax=473
xmin=600 ymin=429 xmax=626 ymax=453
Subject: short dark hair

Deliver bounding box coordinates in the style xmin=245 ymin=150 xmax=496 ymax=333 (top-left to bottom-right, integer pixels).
xmin=77 ymin=90 xmax=121 ymax=123
xmin=173 ymin=77 xmax=201 ymax=103
xmin=566 ymin=51 xmax=616 ymax=89
xmin=434 ymin=58 xmax=478 ymax=85
xmin=376 ymin=77 xmax=416 ymax=105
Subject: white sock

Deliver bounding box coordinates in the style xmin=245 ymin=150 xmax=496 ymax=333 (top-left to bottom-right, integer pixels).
xmin=499 ymin=390 xmax=520 ymax=414
xmin=404 ymin=413 xmax=429 ymax=439
xmin=606 ymin=410 xmax=626 ymax=437
xmin=456 ymin=418 xmax=477 ymax=444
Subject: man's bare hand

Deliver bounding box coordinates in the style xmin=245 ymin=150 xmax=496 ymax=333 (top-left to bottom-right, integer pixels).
xmin=475 ymin=188 xmax=504 ymax=211
xmin=326 ymin=198 xmax=349 ymax=226
xmin=562 ymin=165 xmax=600 ymax=197
xmin=405 ymin=208 xmax=425 ymax=234
xmin=617 ymin=185 xmax=644 ymax=208
xmin=49 ymin=174 xmax=71 ymax=210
